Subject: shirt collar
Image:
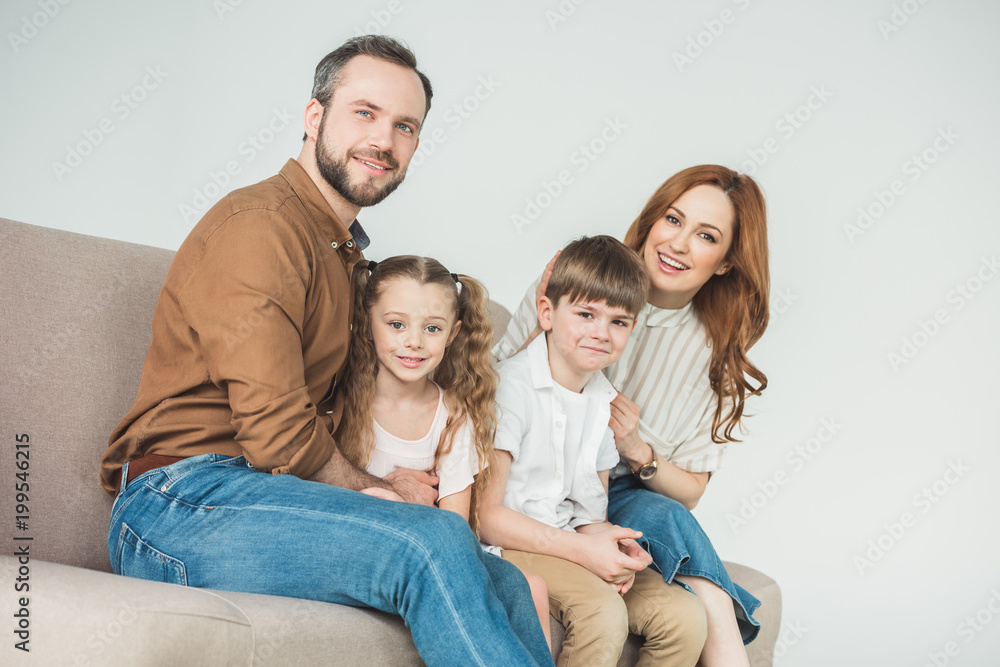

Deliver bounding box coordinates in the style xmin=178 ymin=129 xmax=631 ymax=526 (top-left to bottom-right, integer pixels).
xmin=643 ymin=300 xmax=695 ymax=328
xmin=526 ymin=334 xmax=554 ymax=390
xmin=525 ymin=334 xmax=617 ymax=399
xmin=278 ymin=158 xmax=362 ymax=249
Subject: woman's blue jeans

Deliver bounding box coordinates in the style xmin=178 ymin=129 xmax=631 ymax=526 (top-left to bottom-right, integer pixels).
xmin=608 ymin=475 xmax=761 ymax=644
xmin=108 ymin=453 xmax=553 ymax=666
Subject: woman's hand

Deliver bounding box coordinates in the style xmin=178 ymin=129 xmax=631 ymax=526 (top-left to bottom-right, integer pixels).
xmin=610 ymin=392 xmax=647 ymax=463
xmin=534 ymin=250 xmax=561 ymax=306
xmin=609 ymin=391 xmax=711 ymax=509
xmin=514 ymin=251 xmax=562 ymax=355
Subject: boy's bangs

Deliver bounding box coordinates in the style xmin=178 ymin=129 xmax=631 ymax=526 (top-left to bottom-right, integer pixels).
xmin=562 ymin=272 xmax=646 ymax=317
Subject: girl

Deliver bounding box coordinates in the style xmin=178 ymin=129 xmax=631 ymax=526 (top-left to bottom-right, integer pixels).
xmin=496 ymin=165 xmax=769 ymax=666
xmin=337 ymin=255 xmax=552 ymax=647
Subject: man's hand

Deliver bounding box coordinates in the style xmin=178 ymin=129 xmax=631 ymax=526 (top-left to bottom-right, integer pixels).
xmin=384 ymin=468 xmax=439 ymax=506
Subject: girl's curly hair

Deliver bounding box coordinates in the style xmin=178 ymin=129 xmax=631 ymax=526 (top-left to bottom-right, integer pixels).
xmin=336 ymin=256 xmax=497 ymax=532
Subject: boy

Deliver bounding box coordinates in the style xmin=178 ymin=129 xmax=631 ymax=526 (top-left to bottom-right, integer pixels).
xmin=480 ymin=235 xmax=695 ymax=666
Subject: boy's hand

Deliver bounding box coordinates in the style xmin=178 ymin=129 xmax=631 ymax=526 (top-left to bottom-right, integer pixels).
xmin=611 ymin=571 xmax=637 ymax=596
xmin=617 ymin=537 xmax=647 ymax=562
xmin=384 ymin=468 xmax=439 ymax=506
xmin=576 ymin=525 xmax=651 ymax=583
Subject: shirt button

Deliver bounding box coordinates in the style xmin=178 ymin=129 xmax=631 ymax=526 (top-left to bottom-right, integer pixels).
xmin=346 ymin=240 xmax=354 ymax=248
xmin=331 ymin=241 xmax=338 ymax=249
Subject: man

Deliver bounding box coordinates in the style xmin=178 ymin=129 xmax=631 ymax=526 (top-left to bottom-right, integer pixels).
xmin=100 ymin=36 xmax=552 ymax=666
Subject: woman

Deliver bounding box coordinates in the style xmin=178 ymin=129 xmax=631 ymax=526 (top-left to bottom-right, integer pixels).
xmin=495 ymin=165 xmax=768 ymax=666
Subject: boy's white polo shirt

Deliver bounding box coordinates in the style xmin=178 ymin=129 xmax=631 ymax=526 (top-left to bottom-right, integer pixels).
xmin=494 ymin=334 xmax=621 ymax=532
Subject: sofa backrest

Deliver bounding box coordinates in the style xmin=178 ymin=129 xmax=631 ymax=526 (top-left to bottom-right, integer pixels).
xmin=1 ymin=217 xmax=514 ymax=574
xmin=1 ymin=218 xmax=174 ymax=573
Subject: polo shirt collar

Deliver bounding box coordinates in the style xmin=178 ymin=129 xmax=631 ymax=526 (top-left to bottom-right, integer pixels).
xmin=643 ymin=300 xmax=695 ymax=328
xmin=278 ymin=158 xmax=369 ymax=251
xmin=526 ymin=334 xmax=554 ymax=390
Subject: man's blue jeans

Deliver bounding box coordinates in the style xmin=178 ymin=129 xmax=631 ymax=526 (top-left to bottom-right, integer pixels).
xmin=108 ymin=453 xmax=553 ymax=666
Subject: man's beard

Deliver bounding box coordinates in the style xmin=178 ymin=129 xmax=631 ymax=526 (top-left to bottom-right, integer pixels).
xmin=315 ymin=118 xmax=407 ymax=208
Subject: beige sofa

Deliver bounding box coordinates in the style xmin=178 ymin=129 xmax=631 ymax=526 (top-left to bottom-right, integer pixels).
xmin=0 ymin=217 xmax=782 ymax=666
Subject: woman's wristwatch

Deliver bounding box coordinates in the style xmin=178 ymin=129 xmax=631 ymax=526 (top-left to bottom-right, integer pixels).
xmin=630 ymin=450 xmax=658 ymax=481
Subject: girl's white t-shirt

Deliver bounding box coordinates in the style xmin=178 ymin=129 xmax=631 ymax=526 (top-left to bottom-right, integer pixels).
xmin=366 ymin=383 xmax=482 ymax=502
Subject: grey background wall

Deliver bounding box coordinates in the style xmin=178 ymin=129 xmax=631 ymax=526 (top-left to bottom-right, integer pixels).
xmin=3 ymin=1 xmax=999 ymax=664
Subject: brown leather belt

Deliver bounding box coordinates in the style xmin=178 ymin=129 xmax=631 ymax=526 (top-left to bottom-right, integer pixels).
xmin=125 ymin=453 xmax=184 ymax=484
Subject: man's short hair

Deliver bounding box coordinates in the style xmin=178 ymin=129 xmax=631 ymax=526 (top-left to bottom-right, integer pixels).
xmin=545 ymin=235 xmax=648 ymax=317
xmin=311 ymin=35 xmax=433 ymax=118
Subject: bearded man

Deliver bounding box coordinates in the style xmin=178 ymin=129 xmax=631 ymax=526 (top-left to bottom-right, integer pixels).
xmin=99 ymin=36 xmax=552 ymax=667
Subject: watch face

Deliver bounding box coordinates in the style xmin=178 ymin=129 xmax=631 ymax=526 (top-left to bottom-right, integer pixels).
xmin=638 ymin=463 xmax=657 ymax=480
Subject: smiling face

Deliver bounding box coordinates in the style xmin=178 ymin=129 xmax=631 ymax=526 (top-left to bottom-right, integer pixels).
xmin=642 ymin=184 xmax=736 ymax=310
xmin=369 ymin=278 xmax=461 ymax=390
xmin=313 ymin=55 xmax=425 ymax=208
xmin=538 ymin=296 xmax=636 ymax=392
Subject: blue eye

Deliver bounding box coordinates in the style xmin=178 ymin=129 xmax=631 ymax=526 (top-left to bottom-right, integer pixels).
xmin=396 ymin=123 xmax=414 ymax=133
xmin=357 ymin=110 xmax=373 ymax=118
xmin=426 ymin=325 xmax=442 ymax=333
xmin=389 ymin=321 xmax=404 ymax=330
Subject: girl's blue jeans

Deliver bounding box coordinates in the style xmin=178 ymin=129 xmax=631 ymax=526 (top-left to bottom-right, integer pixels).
xmin=108 ymin=453 xmax=553 ymax=666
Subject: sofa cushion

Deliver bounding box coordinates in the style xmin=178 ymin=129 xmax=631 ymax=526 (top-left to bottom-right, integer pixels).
xmin=1 ymin=218 xmax=174 ymax=573
xmin=2 ymin=556 xmax=421 ymax=666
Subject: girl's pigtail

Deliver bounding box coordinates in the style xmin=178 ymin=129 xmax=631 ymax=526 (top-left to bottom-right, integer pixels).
xmin=334 ymin=261 xmax=379 ymax=469
xmin=433 ymin=274 xmax=497 ymax=535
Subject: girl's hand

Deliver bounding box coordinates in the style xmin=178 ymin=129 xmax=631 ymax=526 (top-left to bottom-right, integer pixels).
xmin=360 ymin=487 xmax=405 ymax=502
xmin=610 ymin=392 xmax=644 ymax=460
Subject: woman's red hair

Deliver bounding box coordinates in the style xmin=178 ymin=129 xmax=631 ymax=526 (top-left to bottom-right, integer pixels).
xmin=623 ymin=165 xmax=770 ymax=442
